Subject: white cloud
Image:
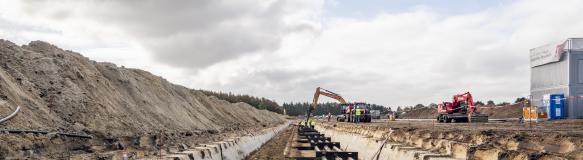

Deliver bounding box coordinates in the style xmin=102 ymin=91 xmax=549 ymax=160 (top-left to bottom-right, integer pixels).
xmin=18 ymin=0 xmax=325 ymax=68
xmin=2 ymin=0 xmax=583 ymax=108
xmin=184 ymin=0 xmax=583 ymax=107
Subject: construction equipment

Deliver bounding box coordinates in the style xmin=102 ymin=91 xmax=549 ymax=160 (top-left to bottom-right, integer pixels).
xmin=347 ymin=102 xmax=372 ymax=122
xmin=307 ymin=87 xmax=348 ymax=123
xmin=308 ymin=87 xmax=372 ymax=123
xmin=370 ymin=110 xmax=381 ymax=119
xmin=436 ymin=92 xmax=488 ymax=123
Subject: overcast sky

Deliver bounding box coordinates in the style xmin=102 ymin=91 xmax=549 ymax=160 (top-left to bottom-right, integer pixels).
xmin=1 ymin=0 xmax=583 ymax=107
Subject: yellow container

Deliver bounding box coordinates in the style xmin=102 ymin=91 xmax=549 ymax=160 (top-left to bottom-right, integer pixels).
xmin=523 ymin=107 xmax=548 ymax=121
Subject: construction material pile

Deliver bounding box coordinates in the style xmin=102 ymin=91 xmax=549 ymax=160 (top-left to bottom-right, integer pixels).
xmin=0 ymin=40 xmax=284 ymax=158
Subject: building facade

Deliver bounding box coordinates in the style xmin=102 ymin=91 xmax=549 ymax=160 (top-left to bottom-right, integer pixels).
xmin=530 ymin=38 xmax=583 ymax=119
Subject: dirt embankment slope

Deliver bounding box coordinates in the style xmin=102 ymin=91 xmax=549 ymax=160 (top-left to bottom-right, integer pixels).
xmin=0 ymin=40 xmax=284 ymax=158
xmin=400 ymin=103 xmax=524 ymax=119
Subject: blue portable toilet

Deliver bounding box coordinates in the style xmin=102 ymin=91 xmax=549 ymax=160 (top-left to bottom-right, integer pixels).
xmin=547 ymin=94 xmax=565 ymax=119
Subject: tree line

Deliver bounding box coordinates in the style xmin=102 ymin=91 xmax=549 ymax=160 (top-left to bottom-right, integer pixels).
xmin=199 ymin=90 xmax=284 ymax=114
xmin=282 ymin=102 xmax=391 ymax=116
xmin=196 ymin=89 xmax=528 ymax=117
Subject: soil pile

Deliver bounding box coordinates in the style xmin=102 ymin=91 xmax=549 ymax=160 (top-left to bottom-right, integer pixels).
xmin=0 ymin=40 xmax=284 ymax=158
xmin=400 ymin=103 xmax=524 ymax=119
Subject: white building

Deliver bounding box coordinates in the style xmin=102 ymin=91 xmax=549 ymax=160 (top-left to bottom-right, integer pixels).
xmin=530 ymin=38 xmax=583 ymax=119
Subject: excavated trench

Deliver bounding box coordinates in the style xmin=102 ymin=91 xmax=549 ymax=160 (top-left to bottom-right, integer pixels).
xmin=165 ymin=121 xmax=292 ymax=160
xmin=315 ymin=125 xmax=453 ymax=160
xmin=313 ymin=122 xmax=581 ymax=160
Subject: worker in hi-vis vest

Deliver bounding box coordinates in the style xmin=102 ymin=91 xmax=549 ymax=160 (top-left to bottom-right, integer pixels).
xmin=310 ymin=119 xmax=316 ymax=129
xmin=355 ymin=107 xmax=361 ymax=124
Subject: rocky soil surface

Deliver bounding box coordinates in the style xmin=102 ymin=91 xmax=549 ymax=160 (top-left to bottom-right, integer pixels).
xmin=0 ymin=40 xmax=285 ymax=159
xmin=321 ymin=119 xmax=583 ymax=160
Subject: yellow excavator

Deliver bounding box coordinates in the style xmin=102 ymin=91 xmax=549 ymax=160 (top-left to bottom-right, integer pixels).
xmin=306 ymin=87 xmax=346 ymax=122
xmin=306 ymin=87 xmax=372 ymax=123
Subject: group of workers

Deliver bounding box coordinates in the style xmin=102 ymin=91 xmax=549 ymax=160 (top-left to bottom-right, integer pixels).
xmin=299 ymin=118 xmax=316 ymax=128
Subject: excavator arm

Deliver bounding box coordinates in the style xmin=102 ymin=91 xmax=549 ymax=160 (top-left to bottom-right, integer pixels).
xmin=307 ymin=87 xmax=347 ymax=121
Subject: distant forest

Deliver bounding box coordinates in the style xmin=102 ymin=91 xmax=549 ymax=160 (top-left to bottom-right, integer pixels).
xmin=199 ymin=90 xmax=284 ymax=114
xmin=283 ymin=102 xmax=390 ymax=116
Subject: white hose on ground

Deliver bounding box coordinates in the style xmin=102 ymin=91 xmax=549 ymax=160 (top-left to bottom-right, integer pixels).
xmin=0 ymin=106 xmax=20 ymax=124
xmin=369 ymin=129 xmax=393 ymax=160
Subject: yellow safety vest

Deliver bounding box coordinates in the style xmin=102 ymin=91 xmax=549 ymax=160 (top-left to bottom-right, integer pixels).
xmin=355 ymin=109 xmax=361 ymax=116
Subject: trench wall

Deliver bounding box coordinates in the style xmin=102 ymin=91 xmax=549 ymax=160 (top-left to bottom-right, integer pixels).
xmin=315 ymin=123 xmax=572 ymax=160
xmin=316 ymin=125 xmax=454 ymax=160
xmin=165 ymin=121 xmax=291 ymax=160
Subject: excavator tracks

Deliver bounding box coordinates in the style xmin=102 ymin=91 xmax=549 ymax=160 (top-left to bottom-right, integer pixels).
xmin=437 ymin=113 xmax=489 ymax=123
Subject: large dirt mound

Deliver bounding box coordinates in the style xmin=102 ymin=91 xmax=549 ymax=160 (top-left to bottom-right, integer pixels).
xmin=0 ymin=40 xmax=284 ymax=157
xmin=400 ymin=103 xmax=523 ymax=119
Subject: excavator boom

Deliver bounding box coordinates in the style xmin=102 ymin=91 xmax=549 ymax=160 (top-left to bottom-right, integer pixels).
xmin=307 ymin=87 xmax=347 ymax=121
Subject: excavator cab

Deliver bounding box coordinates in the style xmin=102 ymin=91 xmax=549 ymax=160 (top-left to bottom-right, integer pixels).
xmin=310 ymin=87 xmax=373 ymax=123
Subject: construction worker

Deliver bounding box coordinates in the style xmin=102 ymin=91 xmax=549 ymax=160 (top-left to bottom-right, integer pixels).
xmin=355 ymin=106 xmax=361 ymax=124
xmin=310 ymin=119 xmax=316 ymax=129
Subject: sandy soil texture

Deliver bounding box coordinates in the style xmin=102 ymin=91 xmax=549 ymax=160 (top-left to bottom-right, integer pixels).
xmin=245 ymin=125 xmax=293 ymax=160
xmin=0 ymin=40 xmax=285 ymax=158
xmin=321 ymin=119 xmax=583 ymax=159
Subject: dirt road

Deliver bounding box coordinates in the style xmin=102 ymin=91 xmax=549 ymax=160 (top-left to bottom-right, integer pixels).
xmin=246 ymin=125 xmax=293 ymax=160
